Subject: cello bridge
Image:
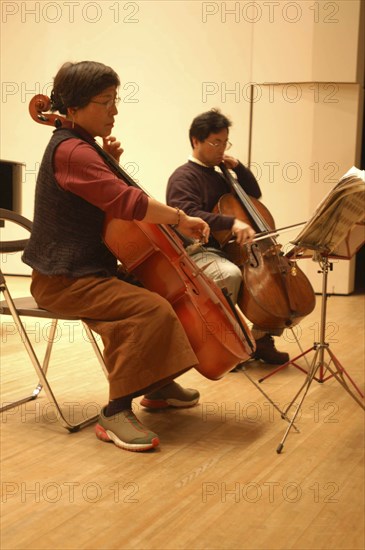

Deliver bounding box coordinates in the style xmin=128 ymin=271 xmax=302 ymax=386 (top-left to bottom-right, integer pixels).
xmin=263 ymin=244 xmax=282 ymax=257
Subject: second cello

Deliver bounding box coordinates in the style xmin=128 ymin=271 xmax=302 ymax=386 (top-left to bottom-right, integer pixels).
xmin=213 ymin=163 xmax=316 ymax=332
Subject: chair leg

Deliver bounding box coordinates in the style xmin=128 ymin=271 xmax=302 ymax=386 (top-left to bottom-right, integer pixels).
xmin=1 ymin=290 xmax=101 ymax=432
xmin=1 ymin=286 xmax=44 ymax=412
xmin=0 ymin=385 xmax=43 ymax=413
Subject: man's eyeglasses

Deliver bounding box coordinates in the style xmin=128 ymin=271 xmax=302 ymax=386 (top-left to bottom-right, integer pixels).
xmin=90 ymin=97 xmax=121 ymax=109
xmin=205 ymin=140 xmax=232 ymax=151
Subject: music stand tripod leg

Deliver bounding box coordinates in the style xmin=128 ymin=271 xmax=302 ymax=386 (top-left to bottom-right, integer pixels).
xmin=289 ymin=327 xmax=312 ymax=370
xmin=309 ymin=256 xmax=364 ymax=397
xmin=258 ymin=345 xmax=314 ymax=383
xmin=240 ymin=366 xmax=300 ymax=433
xmin=323 ymin=348 xmax=365 ymax=408
xmin=276 ymin=346 xmax=321 ymax=453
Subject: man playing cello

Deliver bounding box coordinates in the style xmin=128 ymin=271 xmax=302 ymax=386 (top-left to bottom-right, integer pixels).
xmin=166 ymin=109 xmax=290 ymax=365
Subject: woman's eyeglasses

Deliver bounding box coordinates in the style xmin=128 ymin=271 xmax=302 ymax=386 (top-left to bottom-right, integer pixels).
xmin=90 ymin=97 xmax=121 ymax=109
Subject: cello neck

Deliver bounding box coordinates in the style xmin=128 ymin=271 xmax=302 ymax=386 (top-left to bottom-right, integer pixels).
xmin=219 ymin=162 xmax=270 ymax=234
xmin=90 ymin=140 xmax=142 ymax=190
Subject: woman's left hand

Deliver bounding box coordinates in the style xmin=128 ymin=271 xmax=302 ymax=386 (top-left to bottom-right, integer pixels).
xmin=103 ymin=136 xmax=124 ymax=162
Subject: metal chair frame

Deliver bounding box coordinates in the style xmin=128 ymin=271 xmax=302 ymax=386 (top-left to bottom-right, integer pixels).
xmin=0 ymin=208 xmax=107 ymax=432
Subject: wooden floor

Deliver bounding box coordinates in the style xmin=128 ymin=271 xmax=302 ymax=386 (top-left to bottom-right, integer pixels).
xmin=1 ymin=276 xmax=364 ymax=550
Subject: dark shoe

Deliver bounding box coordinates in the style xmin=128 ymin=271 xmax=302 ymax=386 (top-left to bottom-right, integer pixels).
xmin=254 ymin=335 xmax=289 ymax=365
xmin=95 ymin=408 xmax=159 ymax=452
xmin=230 ymin=363 xmax=246 ymax=372
xmin=230 ymin=366 xmax=242 ymax=373
xmin=140 ymin=381 xmax=200 ymax=409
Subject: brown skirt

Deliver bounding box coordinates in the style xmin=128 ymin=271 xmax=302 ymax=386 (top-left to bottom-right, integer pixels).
xmin=30 ymin=271 xmax=198 ymax=399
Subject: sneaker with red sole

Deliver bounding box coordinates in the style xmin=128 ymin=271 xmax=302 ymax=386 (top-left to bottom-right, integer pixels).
xmin=95 ymin=408 xmax=159 ymax=452
xmin=140 ymin=381 xmax=200 ymax=409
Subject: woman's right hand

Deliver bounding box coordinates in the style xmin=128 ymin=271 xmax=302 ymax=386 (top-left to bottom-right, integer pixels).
xmin=177 ymin=212 xmax=210 ymax=243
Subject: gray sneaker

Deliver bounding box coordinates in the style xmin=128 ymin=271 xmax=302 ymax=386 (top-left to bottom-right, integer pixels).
xmin=96 ymin=408 xmax=159 ymax=452
xmin=140 ymin=381 xmax=200 ymax=409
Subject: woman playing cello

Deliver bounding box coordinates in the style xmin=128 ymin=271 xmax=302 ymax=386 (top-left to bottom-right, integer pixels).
xmin=22 ymin=61 xmax=210 ymax=452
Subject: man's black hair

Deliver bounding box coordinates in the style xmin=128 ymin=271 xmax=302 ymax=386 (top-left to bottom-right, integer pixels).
xmin=189 ymin=109 xmax=232 ymax=146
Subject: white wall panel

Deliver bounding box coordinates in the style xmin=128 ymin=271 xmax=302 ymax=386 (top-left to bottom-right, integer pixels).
xmin=252 ymin=0 xmax=362 ymax=83
xmin=250 ymin=83 xmax=363 ymax=294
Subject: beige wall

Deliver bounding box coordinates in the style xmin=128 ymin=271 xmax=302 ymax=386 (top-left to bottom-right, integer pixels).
xmin=249 ymin=0 xmax=364 ymax=293
xmin=251 ymin=82 xmax=364 ymax=293
xmin=1 ymin=0 xmax=363 ymax=290
xmin=252 ymin=0 xmax=361 ymax=82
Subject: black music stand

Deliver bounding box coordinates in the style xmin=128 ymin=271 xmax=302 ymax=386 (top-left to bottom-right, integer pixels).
xmin=264 ymin=167 xmax=365 ymax=453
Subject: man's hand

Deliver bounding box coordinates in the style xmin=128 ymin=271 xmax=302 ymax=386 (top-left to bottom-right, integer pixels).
xmin=231 ymin=218 xmax=255 ymax=245
xmin=103 ymin=136 xmax=124 ymax=162
xmin=222 ymin=155 xmax=239 ymax=169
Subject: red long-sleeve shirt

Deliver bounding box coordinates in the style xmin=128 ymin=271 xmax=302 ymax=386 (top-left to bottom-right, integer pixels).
xmin=54 ymin=138 xmax=148 ymax=221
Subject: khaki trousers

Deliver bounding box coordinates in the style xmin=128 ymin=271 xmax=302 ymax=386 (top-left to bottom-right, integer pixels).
xmin=31 ymin=271 xmax=198 ymax=399
xmin=190 ymin=250 xmax=283 ymax=338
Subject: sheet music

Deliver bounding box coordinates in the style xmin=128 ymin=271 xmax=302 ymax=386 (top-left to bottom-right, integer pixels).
xmin=292 ymin=167 xmax=365 ymax=257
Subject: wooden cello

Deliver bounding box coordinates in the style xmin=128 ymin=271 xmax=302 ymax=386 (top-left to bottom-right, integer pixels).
xmin=28 ymin=94 xmax=255 ymax=379
xmin=213 ymin=163 xmax=316 ymax=331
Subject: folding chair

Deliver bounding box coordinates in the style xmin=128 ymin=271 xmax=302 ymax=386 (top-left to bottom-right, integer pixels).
xmin=0 ymin=208 xmax=108 ymax=432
